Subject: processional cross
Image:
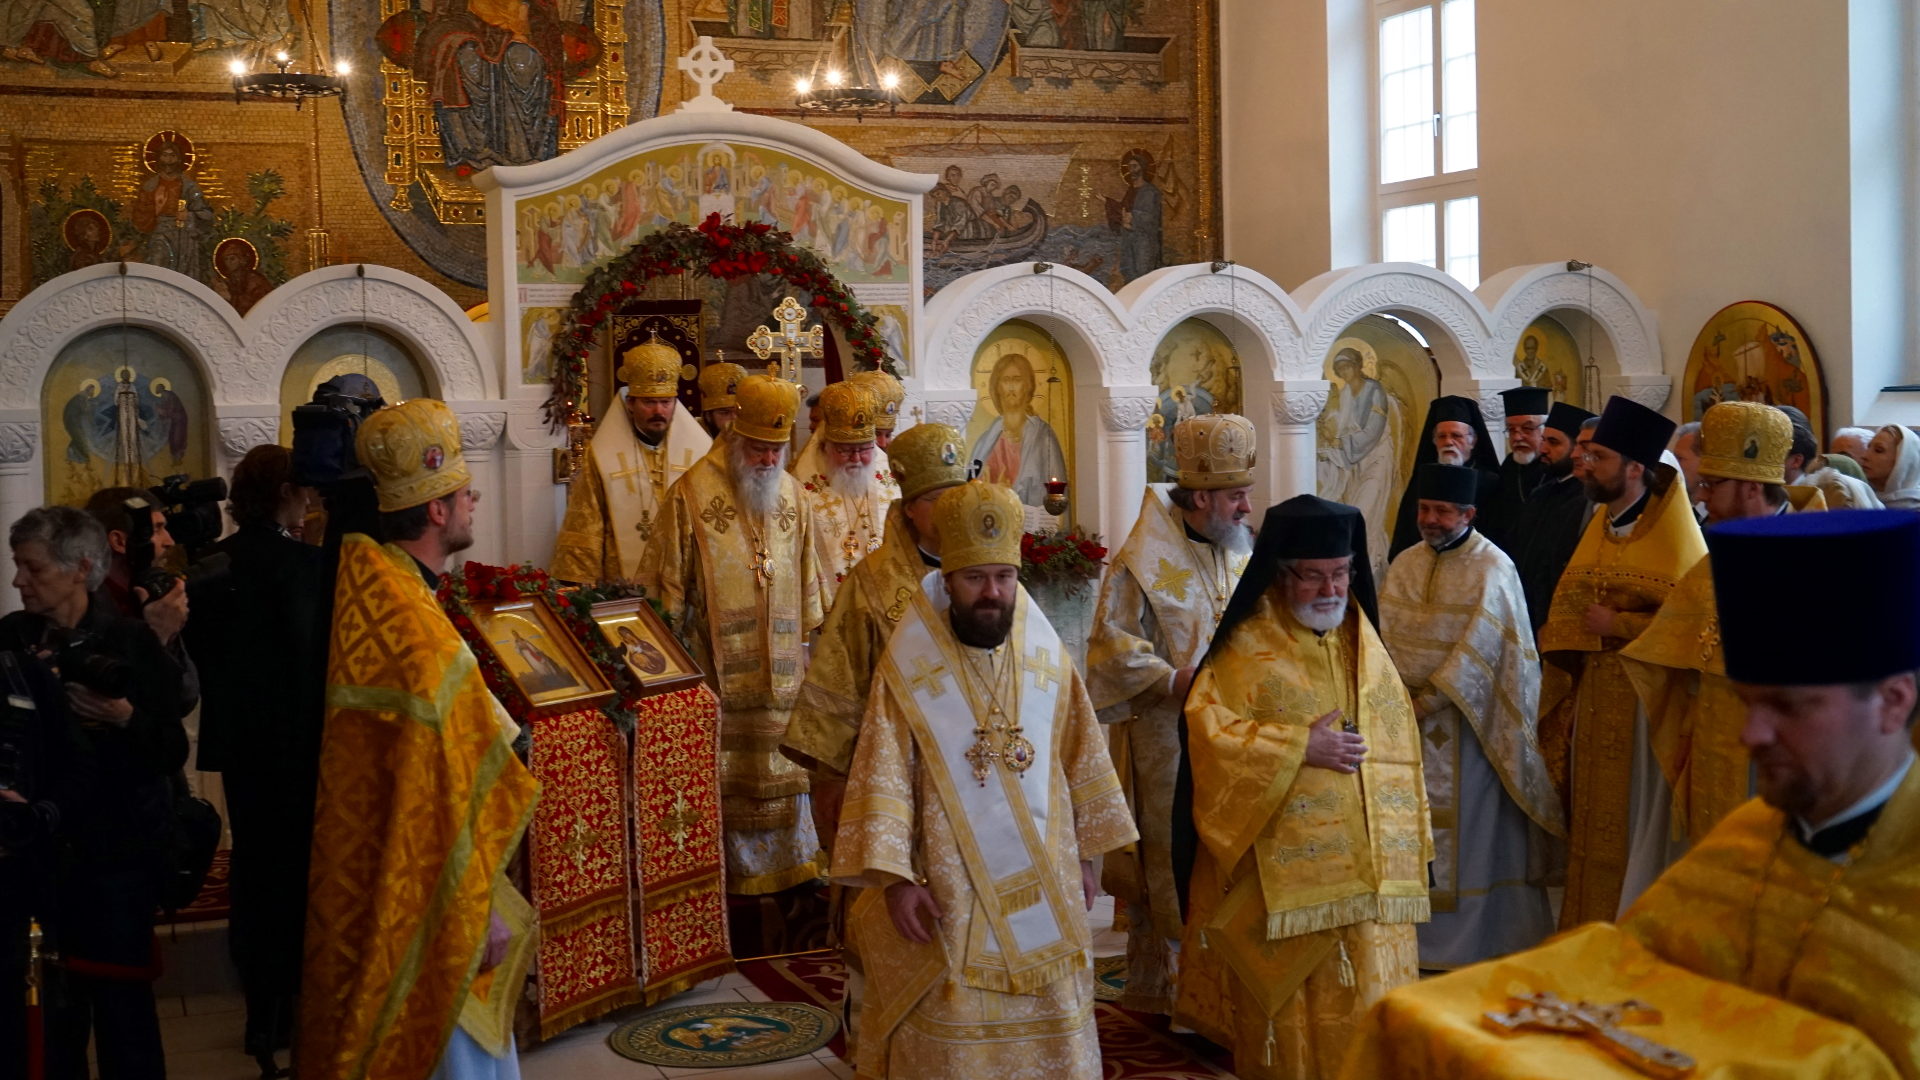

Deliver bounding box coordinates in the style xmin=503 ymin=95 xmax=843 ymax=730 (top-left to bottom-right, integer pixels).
xmin=1482 ymin=992 xmax=1696 ymax=1078
xmin=747 ymin=297 xmax=825 ymax=384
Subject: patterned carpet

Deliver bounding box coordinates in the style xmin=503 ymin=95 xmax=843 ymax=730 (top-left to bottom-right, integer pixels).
xmin=158 ymin=848 xmax=230 ymax=925
xmin=735 ymin=951 xmax=1224 ymax=1078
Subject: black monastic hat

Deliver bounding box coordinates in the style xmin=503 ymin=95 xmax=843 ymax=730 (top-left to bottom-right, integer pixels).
xmin=1390 ymin=396 xmax=1501 ymax=559
xmin=1546 ymin=401 xmax=1597 ymax=438
xmin=1416 ymin=463 xmax=1481 ymax=506
xmin=1593 ymin=395 xmax=1677 ymax=468
xmin=1710 ymin=510 xmax=1920 ymax=685
xmin=1500 ymin=386 xmax=1552 ymax=417
xmin=1212 ymin=495 xmax=1379 ymax=654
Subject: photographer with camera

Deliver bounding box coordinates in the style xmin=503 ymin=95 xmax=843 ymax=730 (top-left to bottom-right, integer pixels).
xmin=186 ymin=445 xmax=326 ymax=1077
xmin=1 ymin=506 xmax=191 ymax=1079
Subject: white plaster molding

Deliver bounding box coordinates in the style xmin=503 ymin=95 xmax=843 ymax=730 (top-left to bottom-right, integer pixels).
xmin=217 ymin=416 xmax=279 ymax=458
xmin=1481 ymin=263 xmax=1661 ymax=376
xmin=457 ymin=410 xmax=508 ymax=452
xmin=1117 ymin=264 xmax=1313 ymax=380
xmin=1294 ymin=264 xmax=1497 ymax=380
xmin=1100 ymin=390 xmax=1157 ymax=436
xmin=921 ymin=264 xmax=1135 ymax=391
xmin=1271 ymin=382 xmax=1332 ymax=427
xmin=247 ymin=266 xmax=492 ymax=401
xmin=0 ymin=422 xmax=38 ymax=465
xmin=1603 ymin=374 xmax=1674 ymax=414
xmin=921 ymin=396 xmax=975 ymax=433
xmin=0 ymin=264 xmax=247 ymax=409
xmin=506 ymin=405 xmax=563 ymax=452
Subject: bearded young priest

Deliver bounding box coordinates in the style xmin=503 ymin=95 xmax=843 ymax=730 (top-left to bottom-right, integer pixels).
xmin=1378 ymin=464 xmax=1562 ymax=970
xmin=1173 ymin=495 xmax=1431 ymax=1080
xmin=832 ymin=482 xmax=1136 ymax=1080
xmin=1085 ymin=412 xmax=1257 ymax=1015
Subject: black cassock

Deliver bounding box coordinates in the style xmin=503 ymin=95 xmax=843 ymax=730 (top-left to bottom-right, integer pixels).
xmin=1506 ymin=471 xmax=1592 ymax=634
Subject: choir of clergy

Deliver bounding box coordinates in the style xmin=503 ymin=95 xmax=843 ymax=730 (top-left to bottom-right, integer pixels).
xmin=462 ymin=358 xmax=1920 ymax=1077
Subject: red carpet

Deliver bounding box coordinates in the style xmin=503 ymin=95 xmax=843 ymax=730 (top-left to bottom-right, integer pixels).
xmin=735 ymin=951 xmax=1224 ymax=1078
xmin=157 ymin=848 xmax=230 ymax=925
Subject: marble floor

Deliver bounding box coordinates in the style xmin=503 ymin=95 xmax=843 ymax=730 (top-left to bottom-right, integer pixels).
xmin=156 ymin=896 xmax=1136 ymax=1080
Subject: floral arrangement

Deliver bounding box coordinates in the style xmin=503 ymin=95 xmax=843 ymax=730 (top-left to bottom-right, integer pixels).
xmin=543 ymin=213 xmax=900 ymax=430
xmin=437 ymin=562 xmax=656 ymax=734
xmin=1018 ymin=527 xmax=1109 ymax=589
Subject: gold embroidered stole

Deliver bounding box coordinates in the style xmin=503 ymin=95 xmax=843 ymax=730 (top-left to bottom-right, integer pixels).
xmin=577 ymin=406 xmax=710 ymax=577
xmin=1620 ymin=767 xmax=1920 ymax=1077
xmin=879 ymin=576 xmax=1086 ymax=996
xmin=799 ymin=461 xmax=897 ymax=607
xmin=676 ymin=455 xmax=808 ymax=711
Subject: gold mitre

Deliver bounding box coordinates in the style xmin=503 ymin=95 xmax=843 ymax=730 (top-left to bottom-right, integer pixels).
xmin=618 ymin=331 xmax=681 ymax=399
xmin=1174 ymin=413 xmax=1257 ymax=490
xmin=850 ymin=370 xmax=905 ymax=431
xmin=934 ymin=482 xmax=1023 ymax=573
xmin=819 ymin=380 xmax=878 ymax=445
xmin=733 ymin=374 xmax=801 ymax=443
xmin=1698 ymin=400 xmax=1791 ymax=485
xmin=886 ymin=422 xmax=968 ymax=501
xmin=698 ymin=360 xmax=746 ymax=411
xmin=356 ymin=398 xmax=470 ymax=512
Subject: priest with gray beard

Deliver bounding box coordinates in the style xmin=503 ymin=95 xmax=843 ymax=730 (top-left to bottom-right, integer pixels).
xmin=1479 ymin=386 xmax=1550 ymax=553
xmin=796 ymin=380 xmax=898 ymax=608
xmin=641 ymin=374 xmax=827 ymax=896
xmin=1086 ymin=413 xmax=1257 ymax=1014
xmin=1378 ymin=464 xmax=1562 ymax=969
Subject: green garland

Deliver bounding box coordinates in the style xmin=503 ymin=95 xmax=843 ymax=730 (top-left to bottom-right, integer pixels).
xmin=544 ymin=213 xmax=900 ymax=430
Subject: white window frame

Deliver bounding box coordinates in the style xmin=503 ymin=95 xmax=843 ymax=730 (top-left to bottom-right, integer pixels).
xmin=1374 ymin=0 xmax=1478 ymax=282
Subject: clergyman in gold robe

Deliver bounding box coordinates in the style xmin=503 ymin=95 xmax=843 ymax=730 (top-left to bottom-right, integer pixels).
xmin=1176 ymin=494 xmax=1431 ymax=1080
xmin=850 ymin=368 xmax=906 ymax=452
xmin=1341 ymin=510 xmax=1920 ymax=1077
xmin=641 ymin=374 xmax=826 ymax=895
xmin=1085 ymin=412 xmax=1256 ymax=1014
xmin=550 ymin=332 xmax=712 ymax=583
xmin=1537 ymin=395 xmax=1703 ymax=927
xmin=1621 ymin=401 xmax=1824 ymax=846
xmin=697 ymin=358 xmax=745 ymax=438
xmin=796 ymin=380 xmax=899 ymax=608
xmin=1378 ymin=463 xmax=1562 ymax=969
xmin=832 ymin=482 xmax=1136 ymax=1079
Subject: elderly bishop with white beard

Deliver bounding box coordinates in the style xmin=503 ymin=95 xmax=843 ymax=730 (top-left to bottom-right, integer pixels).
xmin=641 ymin=374 xmax=827 ymax=896
xmin=1085 ymin=413 xmax=1256 ymax=1014
xmin=797 ymin=379 xmax=899 ymax=608
xmin=1378 ymin=464 xmax=1563 ymax=969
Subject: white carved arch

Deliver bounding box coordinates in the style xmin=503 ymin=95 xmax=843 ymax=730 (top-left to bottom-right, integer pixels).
xmin=920 ymin=262 xmax=1136 ymax=391
xmin=1481 ymin=263 xmax=1660 ymax=375
xmin=245 ymin=263 xmax=496 ymax=403
xmin=1117 ymin=262 xmax=1311 ymax=380
xmin=0 ymin=262 xmax=247 ymax=410
xmin=1294 ymin=262 xmax=1498 ymax=383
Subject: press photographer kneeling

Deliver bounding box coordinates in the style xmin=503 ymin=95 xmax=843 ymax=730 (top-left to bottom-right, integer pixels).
xmin=1 ymin=506 xmax=193 ymax=1079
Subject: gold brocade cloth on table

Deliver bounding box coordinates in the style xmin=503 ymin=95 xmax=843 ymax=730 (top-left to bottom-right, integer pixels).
xmin=1537 ymin=480 xmax=1705 ymax=926
xmin=526 ymin=709 xmax=642 ymax=1039
xmin=297 ymin=536 xmax=539 ymax=1080
xmin=786 ymin=501 xmax=926 ymax=777
xmin=551 ymin=404 xmax=710 ymax=583
xmin=1177 ymin=596 xmax=1430 ymax=1080
xmin=1086 ymin=485 xmax=1244 ymax=1012
xmin=832 ymin=576 xmax=1136 ymax=1080
xmin=1618 ymin=767 xmax=1920 ymax=1079
xmin=642 ymin=451 xmax=824 ymax=893
xmin=631 ymin=684 xmax=735 ymax=1003
xmin=1337 ymin=922 xmax=1898 ymax=1079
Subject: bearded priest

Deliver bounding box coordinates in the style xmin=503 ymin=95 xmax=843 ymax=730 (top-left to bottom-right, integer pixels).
xmin=697 ymin=358 xmax=746 ymax=438
xmin=1378 ymin=464 xmax=1562 ymax=969
xmin=850 ymin=369 xmax=907 ymax=451
xmin=798 ymin=380 xmax=899 ymax=607
xmin=1175 ymin=495 xmax=1430 ymax=1080
xmin=832 ymin=482 xmax=1136 ymax=1080
xmin=551 ymin=332 xmax=712 ymax=584
xmin=1085 ymin=412 xmax=1256 ymax=1014
xmin=641 ymin=374 xmax=825 ymax=895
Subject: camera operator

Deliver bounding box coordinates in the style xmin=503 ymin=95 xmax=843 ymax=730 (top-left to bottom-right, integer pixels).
xmin=185 ymin=445 xmax=326 ymax=1076
xmin=2 ymin=507 xmax=192 ymax=1079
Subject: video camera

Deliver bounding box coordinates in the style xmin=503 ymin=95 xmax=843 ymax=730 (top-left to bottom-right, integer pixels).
xmin=146 ymin=473 xmax=228 ymax=558
xmin=291 ymin=373 xmax=386 ymax=489
xmin=123 ymin=492 xmax=230 ymax=606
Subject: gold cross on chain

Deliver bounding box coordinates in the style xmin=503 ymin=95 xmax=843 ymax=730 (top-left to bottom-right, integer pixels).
xmin=1483 ymin=992 xmax=1696 ymax=1079
xmin=746 ymin=296 xmax=826 ymax=383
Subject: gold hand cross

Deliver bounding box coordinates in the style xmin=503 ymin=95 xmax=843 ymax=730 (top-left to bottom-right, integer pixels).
xmin=1482 ymin=992 xmax=1695 ymax=1079
xmin=746 ymin=296 xmax=825 ymax=383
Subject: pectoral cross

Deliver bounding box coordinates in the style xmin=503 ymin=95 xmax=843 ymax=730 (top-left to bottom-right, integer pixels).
xmin=907 ymin=656 xmax=950 ymax=700
xmin=635 ymin=508 xmax=654 ymax=544
xmin=746 ymin=297 xmax=825 ymax=384
xmin=609 ymin=452 xmax=646 ymax=496
xmin=842 ymin=531 xmax=862 ymax=565
xmin=1482 ymin=993 xmax=1695 ymax=1079
xmin=1024 ymin=647 xmax=1062 ymax=693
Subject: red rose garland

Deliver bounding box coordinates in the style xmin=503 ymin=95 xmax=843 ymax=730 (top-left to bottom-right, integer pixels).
xmin=1017 ymin=526 xmax=1108 ymax=589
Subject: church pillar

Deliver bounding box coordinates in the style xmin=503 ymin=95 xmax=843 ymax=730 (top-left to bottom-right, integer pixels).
xmin=1097 ymin=388 xmax=1156 ymax=548
xmin=1455 ymin=377 xmax=1521 ymax=456
xmin=1268 ymin=380 xmax=1330 ymax=506
xmin=215 ymin=413 xmax=279 ymax=479
xmin=0 ymin=419 xmax=39 ymax=615
xmin=457 ymin=409 xmax=508 ymax=567
xmin=504 ymin=407 xmax=563 ymax=567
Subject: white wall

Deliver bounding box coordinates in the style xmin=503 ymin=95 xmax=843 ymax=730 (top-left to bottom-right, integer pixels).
xmin=1221 ymin=0 xmax=1918 ymax=427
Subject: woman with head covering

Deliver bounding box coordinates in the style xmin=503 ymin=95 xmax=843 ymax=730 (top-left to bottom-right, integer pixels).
xmin=1861 ymin=424 xmax=1920 ymax=509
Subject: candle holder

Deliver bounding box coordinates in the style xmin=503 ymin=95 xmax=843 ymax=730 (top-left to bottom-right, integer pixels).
xmin=1043 ymin=477 xmax=1069 ymax=518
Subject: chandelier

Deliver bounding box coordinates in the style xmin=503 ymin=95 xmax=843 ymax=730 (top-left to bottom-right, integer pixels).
xmin=794 ymin=20 xmax=898 ymax=118
xmin=230 ymin=49 xmax=347 ymax=110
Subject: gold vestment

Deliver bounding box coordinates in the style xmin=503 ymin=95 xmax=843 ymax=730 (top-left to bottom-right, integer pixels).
xmin=1537 ymin=479 xmax=1704 ymax=926
xmin=1177 ymin=596 xmax=1430 ymax=1079
xmin=551 ymin=405 xmax=710 ymax=582
xmin=1619 ymin=767 xmax=1920 ymax=1079
xmin=796 ymin=463 xmax=897 ymax=609
xmin=642 ymin=452 xmax=825 ymax=894
xmin=1085 ymin=486 xmax=1244 ymax=1012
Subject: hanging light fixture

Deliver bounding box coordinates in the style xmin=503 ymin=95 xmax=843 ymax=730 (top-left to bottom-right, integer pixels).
xmin=794 ymin=14 xmax=898 ymax=118
xmin=230 ymin=47 xmax=347 ymax=109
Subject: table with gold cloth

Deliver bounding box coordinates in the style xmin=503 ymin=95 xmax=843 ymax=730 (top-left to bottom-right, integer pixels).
xmin=1338 ymin=924 xmax=1898 ymax=1079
